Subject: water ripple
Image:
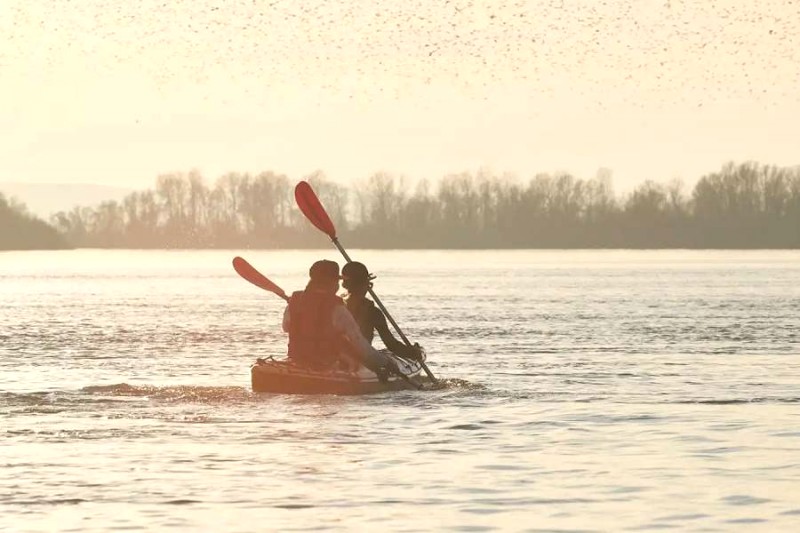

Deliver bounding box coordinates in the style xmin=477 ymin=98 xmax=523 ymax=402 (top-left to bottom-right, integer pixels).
xmin=2 ymin=250 xmax=800 ymax=532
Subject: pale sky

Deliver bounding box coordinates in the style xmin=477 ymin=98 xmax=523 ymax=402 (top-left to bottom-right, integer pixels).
xmin=1 ymin=0 xmax=798 ymax=193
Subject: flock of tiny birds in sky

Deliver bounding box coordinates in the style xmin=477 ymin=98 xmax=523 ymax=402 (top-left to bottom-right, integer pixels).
xmin=3 ymin=0 xmax=799 ymax=109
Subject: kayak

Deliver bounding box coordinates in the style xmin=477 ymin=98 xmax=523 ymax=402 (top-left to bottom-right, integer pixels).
xmin=251 ymin=354 xmax=427 ymax=395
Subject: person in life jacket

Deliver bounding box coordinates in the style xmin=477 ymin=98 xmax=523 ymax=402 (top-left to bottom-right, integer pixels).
xmin=282 ymin=259 xmax=398 ymax=378
xmin=341 ymin=261 xmax=425 ymax=362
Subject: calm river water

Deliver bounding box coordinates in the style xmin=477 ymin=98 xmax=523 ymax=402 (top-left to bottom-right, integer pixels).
xmin=2 ymin=249 xmax=799 ymax=532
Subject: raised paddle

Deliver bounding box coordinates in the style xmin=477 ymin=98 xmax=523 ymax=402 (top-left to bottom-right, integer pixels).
xmin=232 ymin=255 xmax=423 ymax=390
xmin=294 ymin=181 xmax=439 ymax=383
xmin=232 ymin=256 xmax=289 ymax=301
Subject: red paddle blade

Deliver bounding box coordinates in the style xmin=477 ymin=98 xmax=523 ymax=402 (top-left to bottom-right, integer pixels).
xmin=232 ymin=256 xmax=289 ymax=301
xmin=295 ymin=181 xmax=337 ymax=239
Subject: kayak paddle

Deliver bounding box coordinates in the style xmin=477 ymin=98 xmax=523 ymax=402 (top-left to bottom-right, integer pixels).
xmin=232 ymin=256 xmax=289 ymax=301
xmin=294 ymin=181 xmax=438 ymax=383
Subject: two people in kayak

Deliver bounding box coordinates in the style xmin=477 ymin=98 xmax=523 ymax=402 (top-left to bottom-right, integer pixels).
xmin=282 ymin=259 xmax=422 ymax=379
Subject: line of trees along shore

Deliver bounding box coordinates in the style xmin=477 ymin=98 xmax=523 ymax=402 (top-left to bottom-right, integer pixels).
xmin=50 ymin=161 xmax=800 ymax=249
xmin=1 ymin=193 xmax=68 ymax=250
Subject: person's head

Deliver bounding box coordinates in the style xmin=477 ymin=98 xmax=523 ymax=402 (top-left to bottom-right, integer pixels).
xmin=342 ymin=261 xmax=375 ymax=296
xmin=307 ymin=259 xmax=341 ymax=293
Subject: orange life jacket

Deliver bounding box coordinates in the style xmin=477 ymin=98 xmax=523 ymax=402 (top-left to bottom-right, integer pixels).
xmin=287 ymin=290 xmax=345 ymax=369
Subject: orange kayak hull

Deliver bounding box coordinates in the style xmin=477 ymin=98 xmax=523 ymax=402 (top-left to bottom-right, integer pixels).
xmin=251 ymin=358 xmax=427 ymax=395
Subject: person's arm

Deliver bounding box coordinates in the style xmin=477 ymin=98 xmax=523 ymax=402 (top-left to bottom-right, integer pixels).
xmin=333 ymin=306 xmax=378 ymax=359
xmin=374 ymin=308 xmax=409 ymax=356
xmin=333 ymin=306 xmax=406 ymax=378
xmin=282 ymin=305 xmax=291 ymax=333
xmin=374 ymin=308 xmax=423 ymax=360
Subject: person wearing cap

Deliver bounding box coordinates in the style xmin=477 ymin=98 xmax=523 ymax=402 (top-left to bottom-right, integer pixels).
xmin=341 ymin=261 xmax=425 ymax=362
xmin=282 ymin=259 xmax=397 ymax=378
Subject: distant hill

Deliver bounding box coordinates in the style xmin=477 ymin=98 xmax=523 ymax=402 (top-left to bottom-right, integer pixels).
xmin=0 ymin=192 xmax=69 ymax=250
xmin=0 ymin=182 xmax=133 ymax=220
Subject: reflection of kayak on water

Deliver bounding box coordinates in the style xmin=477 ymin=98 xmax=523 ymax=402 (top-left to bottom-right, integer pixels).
xmin=251 ymin=352 xmax=430 ymax=395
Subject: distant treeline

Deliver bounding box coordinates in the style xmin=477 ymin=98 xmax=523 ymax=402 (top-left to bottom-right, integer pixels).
xmin=51 ymin=161 xmax=800 ymax=249
xmin=1 ymin=193 xmax=68 ymax=250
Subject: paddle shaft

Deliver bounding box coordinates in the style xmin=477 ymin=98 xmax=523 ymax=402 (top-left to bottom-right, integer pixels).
xmin=331 ymin=237 xmax=438 ymax=383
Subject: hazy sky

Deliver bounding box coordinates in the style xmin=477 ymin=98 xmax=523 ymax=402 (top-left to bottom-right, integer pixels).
xmin=2 ymin=0 xmax=798 ymax=192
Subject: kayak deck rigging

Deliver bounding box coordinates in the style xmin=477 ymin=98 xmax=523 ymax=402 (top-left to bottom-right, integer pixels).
xmin=251 ymin=354 xmax=428 ymax=395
